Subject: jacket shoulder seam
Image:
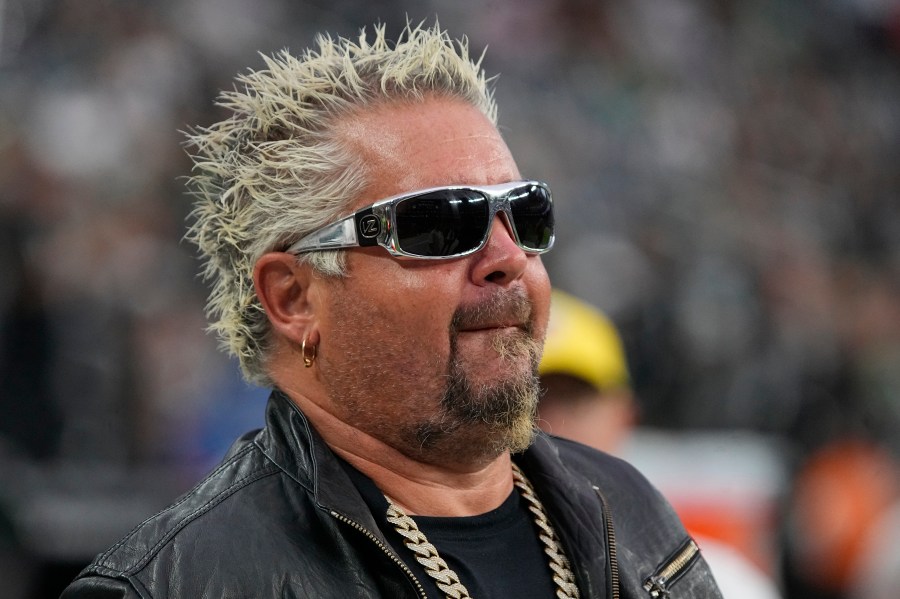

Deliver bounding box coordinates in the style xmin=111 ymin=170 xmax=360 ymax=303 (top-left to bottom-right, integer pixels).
xmin=95 ymin=444 xmax=280 ymax=574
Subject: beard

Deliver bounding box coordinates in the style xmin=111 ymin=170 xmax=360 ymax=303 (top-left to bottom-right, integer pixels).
xmin=320 ymin=285 xmax=544 ymax=467
xmin=412 ymin=290 xmax=543 ymax=462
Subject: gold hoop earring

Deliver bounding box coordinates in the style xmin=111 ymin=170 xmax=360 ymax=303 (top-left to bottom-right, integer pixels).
xmin=301 ymin=337 xmax=317 ymax=368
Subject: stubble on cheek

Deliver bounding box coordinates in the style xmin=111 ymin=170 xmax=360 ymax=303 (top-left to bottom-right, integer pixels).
xmin=316 ymin=284 xmax=452 ymax=455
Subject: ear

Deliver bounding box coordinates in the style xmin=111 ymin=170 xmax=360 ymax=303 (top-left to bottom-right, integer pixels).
xmin=253 ymin=252 xmax=319 ymax=346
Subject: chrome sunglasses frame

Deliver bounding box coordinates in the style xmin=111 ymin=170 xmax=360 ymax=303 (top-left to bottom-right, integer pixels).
xmin=285 ymin=180 xmax=554 ymax=260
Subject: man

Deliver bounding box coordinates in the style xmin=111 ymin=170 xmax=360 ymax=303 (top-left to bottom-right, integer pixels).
xmin=62 ymin=23 xmax=721 ymax=598
xmin=538 ymin=289 xmax=638 ymax=454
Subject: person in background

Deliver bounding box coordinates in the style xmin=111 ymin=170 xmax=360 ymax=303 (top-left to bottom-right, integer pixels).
xmin=538 ymin=289 xmax=783 ymax=599
xmin=537 ymin=289 xmax=637 ymax=454
xmin=61 ymin=23 xmax=721 ymax=598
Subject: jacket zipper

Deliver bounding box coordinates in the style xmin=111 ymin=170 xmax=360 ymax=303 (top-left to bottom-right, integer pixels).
xmin=642 ymin=538 xmax=700 ymax=598
xmin=593 ymin=486 xmax=620 ymax=599
xmin=330 ymin=510 xmax=429 ymax=599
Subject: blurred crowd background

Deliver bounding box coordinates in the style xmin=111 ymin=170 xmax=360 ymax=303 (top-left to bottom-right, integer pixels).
xmin=1 ymin=0 xmax=898 ymax=597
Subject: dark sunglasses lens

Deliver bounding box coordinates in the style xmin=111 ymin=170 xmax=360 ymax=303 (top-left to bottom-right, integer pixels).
xmin=510 ymin=185 xmax=554 ymax=250
xmin=395 ymin=190 xmax=490 ymax=257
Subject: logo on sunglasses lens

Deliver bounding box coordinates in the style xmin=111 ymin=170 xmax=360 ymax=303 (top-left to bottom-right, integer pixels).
xmin=359 ymin=215 xmax=380 ymax=239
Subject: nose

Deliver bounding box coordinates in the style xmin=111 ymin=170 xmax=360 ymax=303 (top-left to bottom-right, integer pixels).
xmin=470 ymin=214 xmax=529 ymax=285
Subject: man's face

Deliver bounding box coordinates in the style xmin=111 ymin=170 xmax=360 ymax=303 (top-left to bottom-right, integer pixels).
xmin=312 ymin=97 xmax=552 ymax=467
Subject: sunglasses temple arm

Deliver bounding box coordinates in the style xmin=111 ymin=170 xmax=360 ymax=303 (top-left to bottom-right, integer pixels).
xmin=285 ymin=216 xmax=360 ymax=254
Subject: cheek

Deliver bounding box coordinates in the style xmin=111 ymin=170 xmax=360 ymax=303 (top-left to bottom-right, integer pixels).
xmin=365 ymin=266 xmax=460 ymax=349
xmin=392 ymin=264 xmax=437 ymax=293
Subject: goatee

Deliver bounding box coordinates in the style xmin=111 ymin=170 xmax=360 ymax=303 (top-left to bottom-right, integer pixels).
xmin=414 ymin=288 xmax=542 ymax=461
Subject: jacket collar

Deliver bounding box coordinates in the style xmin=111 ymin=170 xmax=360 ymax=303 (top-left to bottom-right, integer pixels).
xmin=256 ymin=389 xmax=609 ymax=596
xmin=254 ymin=390 xmax=386 ymax=534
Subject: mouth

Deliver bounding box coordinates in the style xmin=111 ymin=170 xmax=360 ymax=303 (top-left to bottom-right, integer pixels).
xmin=451 ymin=288 xmax=534 ymax=336
xmin=458 ymin=322 xmax=525 ymax=333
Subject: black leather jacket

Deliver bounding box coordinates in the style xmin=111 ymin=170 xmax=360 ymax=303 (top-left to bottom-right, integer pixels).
xmin=61 ymin=391 xmax=722 ymax=598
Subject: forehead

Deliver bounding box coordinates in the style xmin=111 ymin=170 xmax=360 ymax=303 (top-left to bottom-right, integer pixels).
xmin=334 ymin=96 xmax=521 ymax=208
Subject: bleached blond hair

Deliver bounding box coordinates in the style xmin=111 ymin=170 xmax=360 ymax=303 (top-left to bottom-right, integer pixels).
xmin=184 ymin=22 xmax=498 ymax=386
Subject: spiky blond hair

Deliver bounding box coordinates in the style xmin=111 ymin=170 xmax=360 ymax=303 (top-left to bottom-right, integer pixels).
xmin=184 ymin=22 xmax=498 ymax=386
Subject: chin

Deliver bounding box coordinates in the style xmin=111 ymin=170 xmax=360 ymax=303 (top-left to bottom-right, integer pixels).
xmin=413 ymin=418 xmax=538 ymax=467
xmin=406 ymin=323 xmax=541 ymax=463
xmin=411 ymin=364 xmax=540 ymax=461
xmin=494 ymin=417 xmax=538 ymax=455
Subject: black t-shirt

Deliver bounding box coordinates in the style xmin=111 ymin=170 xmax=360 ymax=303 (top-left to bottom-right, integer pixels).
xmin=342 ymin=461 xmax=559 ymax=598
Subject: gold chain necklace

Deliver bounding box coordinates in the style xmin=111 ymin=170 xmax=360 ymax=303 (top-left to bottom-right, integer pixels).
xmin=384 ymin=463 xmax=581 ymax=599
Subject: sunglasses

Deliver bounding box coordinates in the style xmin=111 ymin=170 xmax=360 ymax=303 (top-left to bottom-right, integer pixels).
xmin=286 ymin=180 xmax=555 ymax=260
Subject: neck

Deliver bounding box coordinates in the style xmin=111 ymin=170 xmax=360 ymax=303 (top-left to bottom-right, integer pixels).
xmin=284 ymin=388 xmax=515 ymax=517
xmin=336 ymin=445 xmax=514 ymax=517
